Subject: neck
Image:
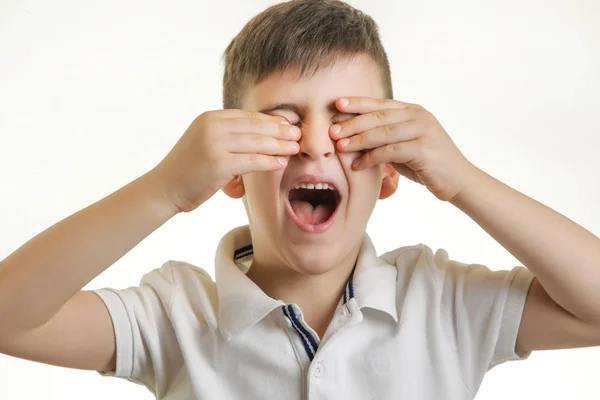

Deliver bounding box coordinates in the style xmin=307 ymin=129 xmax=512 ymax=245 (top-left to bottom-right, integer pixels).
xmin=246 ymin=244 xmax=360 ymax=338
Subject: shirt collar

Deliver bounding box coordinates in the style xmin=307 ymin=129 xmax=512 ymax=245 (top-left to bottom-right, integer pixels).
xmin=215 ymin=225 xmax=399 ymax=340
xmin=351 ymin=234 xmax=399 ymax=323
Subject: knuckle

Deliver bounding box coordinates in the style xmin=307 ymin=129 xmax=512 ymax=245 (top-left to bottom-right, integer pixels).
xmin=200 ymin=110 xmax=213 ymax=119
xmin=385 ymin=143 xmax=396 ymax=153
xmin=376 ymin=98 xmax=388 ymax=107
xmin=202 ymin=110 xmax=219 ymax=122
xmin=383 ymin=123 xmax=395 ymax=138
xmin=345 ymin=116 xmax=356 ymax=129
xmin=421 ymin=114 xmax=435 ymax=130
xmin=418 ymin=108 xmax=433 ymax=122
xmin=276 ymin=138 xmax=290 ymax=152
xmin=373 ymin=110 xmax=387 ymax=121
xmin=278 ymin=138 xmax=292 ymax=150
xmin=419 ymin=107 xmax=431 ymax=118
xmin=247 ymin=153 xmax=258 ymax=165
xmin=247 ymin=112 xmax=262 ymax=125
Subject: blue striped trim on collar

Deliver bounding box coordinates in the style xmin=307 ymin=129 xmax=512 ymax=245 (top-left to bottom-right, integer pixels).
xmin=342 ymin=264 xmax=356 ymax=305
xmin=233 ymin=244 xmax=253 ymax=261
xmin=282 ymin=304 xmax=318 ymax=360
xmin=233 ymin=243 xmax=356 ymax=306
xmin=234 ymin=244 xmax=358 ymax=361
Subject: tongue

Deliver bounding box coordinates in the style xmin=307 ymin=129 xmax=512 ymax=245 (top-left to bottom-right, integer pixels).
xmin=290 ymin=200 xmax=332 ymax=225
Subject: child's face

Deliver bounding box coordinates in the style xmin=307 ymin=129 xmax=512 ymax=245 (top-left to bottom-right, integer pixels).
xmin=228 ymin=54 xmax=397 ymax=274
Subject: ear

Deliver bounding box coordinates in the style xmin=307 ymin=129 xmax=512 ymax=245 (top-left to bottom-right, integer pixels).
xmin=222 ymin=175 xmax=245 ymax=199
xmin=379 ymin=163 xmax=399 ymax=200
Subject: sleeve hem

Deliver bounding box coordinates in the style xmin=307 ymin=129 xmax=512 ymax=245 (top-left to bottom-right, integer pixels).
xmin=490 ymin=267 xmax=535 ymax=368
xmin=91 ymin=288 xmax=135 ymax=378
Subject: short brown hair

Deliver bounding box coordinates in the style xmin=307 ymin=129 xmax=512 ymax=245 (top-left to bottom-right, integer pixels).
xmin=222 ymin=0 xmax=393 ymax=109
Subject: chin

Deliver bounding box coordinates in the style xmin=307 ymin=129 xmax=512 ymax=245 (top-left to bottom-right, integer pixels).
xmin=285 ymin=247 xmax=344 ymax=276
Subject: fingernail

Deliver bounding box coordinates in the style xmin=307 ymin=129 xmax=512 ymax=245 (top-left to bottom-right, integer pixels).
xmin=339 ymin=98 xmax=349 ymax=107
xmin=290 ymin=126 xmax=300 ymax=136
xmin=277 ymin=157 xmax=287 ymax=165
xmin=339 ymin=138 xmax=349 ymax=147
xmin=330 ymin=124 xmax=341 ymax=134
xmin=280 ymin=119 xmax=290 ymax=125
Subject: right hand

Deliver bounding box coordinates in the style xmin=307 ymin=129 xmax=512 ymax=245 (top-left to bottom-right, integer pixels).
xmin=151 ymin=109 xmax=301 ymax=213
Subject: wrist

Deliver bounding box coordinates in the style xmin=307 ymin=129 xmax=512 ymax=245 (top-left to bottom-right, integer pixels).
xmin=449 ymin=162 xmax=486 ymax=207
xmin=138 ymin=169 xmax=183 ymax=218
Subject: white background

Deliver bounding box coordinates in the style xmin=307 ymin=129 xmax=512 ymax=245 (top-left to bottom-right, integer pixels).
xmin=1 ymin=0 xmax=599 ymax=398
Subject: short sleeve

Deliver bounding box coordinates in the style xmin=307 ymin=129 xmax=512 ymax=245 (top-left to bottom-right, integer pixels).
xmin=91 ymin=262 xmax=182 ymax=395
xmin=428 ymin=248 xmax=535 ymax=389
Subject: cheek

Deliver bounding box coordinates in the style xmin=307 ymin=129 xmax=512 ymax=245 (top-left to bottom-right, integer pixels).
xmin=338 ymin=151 xmax=381 ymax=179
xmin=339 ymin=152 xmax=384 ymax=196
xmin=337 ymin=151 xmax=362 ymax=169
xmin=244 ymin=171 xmax=284 ymax=199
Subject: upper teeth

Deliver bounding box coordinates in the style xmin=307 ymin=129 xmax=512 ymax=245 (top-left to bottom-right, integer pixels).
xmin=293 ymin=182 xmax=334 ymax=190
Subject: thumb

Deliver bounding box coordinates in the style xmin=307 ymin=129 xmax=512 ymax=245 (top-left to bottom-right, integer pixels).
xmin=392 ymin=163 xmax=418 ymax=183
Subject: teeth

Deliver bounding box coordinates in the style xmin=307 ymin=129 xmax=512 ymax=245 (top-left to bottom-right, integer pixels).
xmin=292 ymin=182 xmax=335 ymax=190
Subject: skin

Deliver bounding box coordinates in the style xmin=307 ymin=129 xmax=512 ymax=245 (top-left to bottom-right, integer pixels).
xmin=222 ymin=54 xmax=399 ymax=335
xmin=223 ymin=53 xmax=600 ymax=344
xmin=322 ymin=66 xmax=600 ymax=351
xmin=1 ymin=52 xmax=598 ymax=376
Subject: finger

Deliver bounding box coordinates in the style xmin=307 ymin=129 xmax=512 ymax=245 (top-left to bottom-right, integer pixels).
xmin=336 ymin=120 xmax=422 ymax=152
xmin=227 ymin=153 xmax=289 ymax=176
xmin=352 ymin=140 xmax=421 ymax=170
xmin=228 ymin=134 xmax=300 ymax=156
xmin=392 ymin=162 xmax=419 ymax=182
xmin=216 ymin=109 xmax=291 ymax=124
xmin=225 ymin=118 xmax=301 ymax=141
xmin=335 ymin=97 xmax=411 ymax=114
xmin=330 ymin=108 xmax=414 ymax=139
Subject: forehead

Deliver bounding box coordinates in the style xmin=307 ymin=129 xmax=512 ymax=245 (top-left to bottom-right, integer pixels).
xmin=242 ymin=54 xmax=386 ymax=112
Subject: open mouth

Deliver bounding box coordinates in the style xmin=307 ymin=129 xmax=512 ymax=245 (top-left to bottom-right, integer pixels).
xmin=286 ymin=183 xmax=342 ymax=233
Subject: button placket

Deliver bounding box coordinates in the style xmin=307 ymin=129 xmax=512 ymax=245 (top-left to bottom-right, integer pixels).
xmin=312 ymin=361 xmax=324 ymax=378
xmin=282 ymin=304 xmax=320 ymax=362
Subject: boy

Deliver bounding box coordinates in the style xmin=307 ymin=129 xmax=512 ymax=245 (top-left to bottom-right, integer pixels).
xmin=1 ymin=0 xmax=599 ymax=398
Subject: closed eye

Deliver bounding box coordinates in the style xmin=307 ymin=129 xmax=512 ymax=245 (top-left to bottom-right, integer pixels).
xmin=269 ymin=112 xmax=300 ymax=126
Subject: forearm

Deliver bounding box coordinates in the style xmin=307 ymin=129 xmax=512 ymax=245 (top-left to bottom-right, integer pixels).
xmin=451 ymin=166 xmax=600 ymax=324
xmin=0 ymin=169 xmax=179 ymax=335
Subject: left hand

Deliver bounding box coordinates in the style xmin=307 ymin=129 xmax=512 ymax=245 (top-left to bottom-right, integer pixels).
xmin=329 ymin=96 xmax=478 ymax=201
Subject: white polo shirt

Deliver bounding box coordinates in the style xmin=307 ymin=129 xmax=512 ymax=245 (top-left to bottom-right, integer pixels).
xmin=92 ymin=225 xmax=534 ymax=399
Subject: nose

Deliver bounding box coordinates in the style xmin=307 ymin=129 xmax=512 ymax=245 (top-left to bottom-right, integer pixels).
xmin=297 ymin=121 xmax=335 ymax=161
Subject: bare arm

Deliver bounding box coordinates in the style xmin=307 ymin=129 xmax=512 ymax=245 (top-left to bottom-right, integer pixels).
xmin=451 ymin=166 xmax=600 ymax=352
xmin=0 ymin=111 xmax=298 ymax=372
xmin=0 ymin=170 xmax=177 ymax=358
